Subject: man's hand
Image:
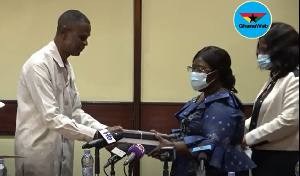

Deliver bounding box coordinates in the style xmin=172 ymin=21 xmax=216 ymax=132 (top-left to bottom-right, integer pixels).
xmin=106 ymin=125 xmax=123 ymax=133
xmin=104 ymin=126 xmax=123 ymax=151
xmin=93 ymin=125 xmax=123 ymax=140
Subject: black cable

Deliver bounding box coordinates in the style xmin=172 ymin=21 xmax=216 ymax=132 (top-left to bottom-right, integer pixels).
xmin=123 ymin=164 xmax=128 ymax=176
xmin=128 ymin=162 xmax=133 ymax=176
xmin=103 ymin=166 xmax=109 ymax=176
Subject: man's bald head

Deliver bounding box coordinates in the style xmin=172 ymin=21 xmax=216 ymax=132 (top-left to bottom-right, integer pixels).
xmin=56 ymin=10 xmax=90 ymax=35
xmin=54 ymin=10 xmax=91 ymax=61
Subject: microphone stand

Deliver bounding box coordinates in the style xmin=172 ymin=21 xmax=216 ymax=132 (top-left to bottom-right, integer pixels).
xmin=128 ymin=162 xmax=133 ymax=176
xmin=196 ymin=152 xmax=207 ymax=176
xmin=110 ymin=153 xmax=116 ymax=176
xmin=95 ymin=147 xmax=100 ymax=176
xmin=163 ymin=160 xmax=169 ymax=176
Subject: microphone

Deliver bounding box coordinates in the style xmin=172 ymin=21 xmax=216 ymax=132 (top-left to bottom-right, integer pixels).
xmin=82 ymin=132 xmax=123 ymax=149
xmin=104 ymin=143 xmax=131 ymax=168
xmin=192 ymin=145 xmax=212 ymax=175
xmin=123 ymin=144 xmax=145 ymax=166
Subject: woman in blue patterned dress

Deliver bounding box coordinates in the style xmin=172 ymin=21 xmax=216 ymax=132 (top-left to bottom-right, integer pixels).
xmin=149 ymin=46 xmax=256 ymax=176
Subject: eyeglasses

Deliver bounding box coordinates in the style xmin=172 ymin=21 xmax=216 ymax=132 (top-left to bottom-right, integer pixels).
xmin=187 ymin=66 xmax=211 ymax=73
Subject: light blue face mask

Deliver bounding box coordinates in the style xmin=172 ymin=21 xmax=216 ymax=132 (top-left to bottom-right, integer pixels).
xmin=189 ymin=70 xmax=216 ymax=91
xmin=190 ymin=72 xmax=209 ymax=91
xmin=258 ymin=54 xmax=272 ymax=69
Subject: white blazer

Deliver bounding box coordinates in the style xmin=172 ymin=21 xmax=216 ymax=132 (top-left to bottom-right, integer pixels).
xmin=245 ymin=68 xmax=299 ymax=151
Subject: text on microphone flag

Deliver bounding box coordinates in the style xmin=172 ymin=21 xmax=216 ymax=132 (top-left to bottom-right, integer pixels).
xmin=192 ymin=145 xmax=212 ymax=152
xmin=99 ymin=129 xmax=116 ymax=144
xmin=136 ymin=144 xmax=145 ymax=153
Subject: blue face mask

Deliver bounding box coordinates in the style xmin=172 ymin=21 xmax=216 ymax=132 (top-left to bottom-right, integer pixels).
xmin=257 ymin=54 xmax=272 ymax=69
xmin=190 ymin=72 xmax=209 ymax=91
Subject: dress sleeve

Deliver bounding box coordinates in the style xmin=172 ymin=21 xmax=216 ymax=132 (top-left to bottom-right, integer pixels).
xmin=171 ymin=129 xmax=181 ymax=138
xmin=183 ymin=104 xmax=245 ymax=148
xmin=181 ymin=103 xmax=255 ymax=171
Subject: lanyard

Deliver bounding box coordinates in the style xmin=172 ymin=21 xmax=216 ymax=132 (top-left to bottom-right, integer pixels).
xmin=249 ymin=78 xmax=278 ymax=132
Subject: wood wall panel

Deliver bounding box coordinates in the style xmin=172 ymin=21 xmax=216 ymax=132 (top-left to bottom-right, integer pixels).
xmin=140 ymin=103 xmax=182 ymax=134
xmin=0 ymin=100 xmax=134 ymax=135
xmin=140 ymin=102 xmax=254 ymax=134
xmin=0 ymin=100 xmax=253 ymax=136
xmin=81 ymin=102 xmax=134 ymax=129
xmin=0 ymin=101 xmax=17 ymax=135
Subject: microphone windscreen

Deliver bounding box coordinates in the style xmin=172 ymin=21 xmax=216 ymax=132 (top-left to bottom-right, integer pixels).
xmin=127 ymin=144 xmax=145 ymax=160
xmin=113 ymin=132 xmax=123 ymax=141
xmin=117 ymin=143 xmax=131 ymax=152
xmin=197 ymin=152 xmax=208 ymax=160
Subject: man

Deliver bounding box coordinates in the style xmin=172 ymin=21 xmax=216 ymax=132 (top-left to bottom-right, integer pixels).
xmin=15 ymin=10 xmax=122 ymax=176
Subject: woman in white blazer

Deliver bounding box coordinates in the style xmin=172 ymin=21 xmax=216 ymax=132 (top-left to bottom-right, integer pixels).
xmin=243 ymin=22 xmax=299 ymax=176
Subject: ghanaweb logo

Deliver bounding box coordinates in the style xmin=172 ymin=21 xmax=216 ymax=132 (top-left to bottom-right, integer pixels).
xmin=234 ymin=1 xmax=272 ymax=39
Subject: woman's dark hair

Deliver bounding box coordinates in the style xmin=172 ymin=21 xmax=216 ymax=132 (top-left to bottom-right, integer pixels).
xmin=258 ymin=22 xmax=299 ymax=78
xmin=193 ymin=46 xmax=238 ymax=93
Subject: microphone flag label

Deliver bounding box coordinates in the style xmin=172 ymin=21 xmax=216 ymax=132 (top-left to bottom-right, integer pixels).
xmin=99 ymin=129 xmax=116 ymax=144
xmin=135 ymin=144 xmax=145 ymax=153
xmin=111 ymin=147 xmax=127 ymax=157
xmin=192 ymin=145 xmax=212 ymax=153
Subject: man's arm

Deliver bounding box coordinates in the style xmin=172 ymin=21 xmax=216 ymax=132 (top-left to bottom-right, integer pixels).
xmin=25 ymin=63 xmax=97 ymax=142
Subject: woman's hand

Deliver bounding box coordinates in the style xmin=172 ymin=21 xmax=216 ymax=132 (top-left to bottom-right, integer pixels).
xmin=150 ymin=129 xmax=175 ymax=141
xmin=148 ymin=133 xmax=174 ymax=159
xmin=241 ymin=135 xmax=248 ymax=150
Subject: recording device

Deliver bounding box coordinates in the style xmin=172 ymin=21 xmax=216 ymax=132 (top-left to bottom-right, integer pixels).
xmin=192 ymin=145 xmax=212 ymax=176
xmin=103 ymin=143 xmax=130 ymax=168
xmin=123 ymin=144 xmax=145 ymax=166
xmin=159 ymin=146 xmax=176 ymax=162
xmin=82 ymin=131 xmax=123 ymax=149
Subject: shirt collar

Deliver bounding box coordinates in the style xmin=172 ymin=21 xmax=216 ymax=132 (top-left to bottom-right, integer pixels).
xmin=203 ymin=92 xmax=231 ymax=103
xmin=201 ymin=91 xmax=243 ymax=110
xmin=48 ymin=41 xmax=67 ymax=68
xmin=195 ymin=92 xmax=232 ymax=110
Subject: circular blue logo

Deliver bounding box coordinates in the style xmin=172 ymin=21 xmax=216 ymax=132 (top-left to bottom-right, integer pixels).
xmin=234 ymin=1 xmax=272 ymax=39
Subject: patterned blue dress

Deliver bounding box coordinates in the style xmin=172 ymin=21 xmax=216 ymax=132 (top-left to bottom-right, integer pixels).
xmin=170 ymin=92 xmax=256 ymax=176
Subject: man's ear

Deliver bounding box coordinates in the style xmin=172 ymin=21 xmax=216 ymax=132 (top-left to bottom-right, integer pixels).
xmin=60 ymin=25 xmax=68 ymax=39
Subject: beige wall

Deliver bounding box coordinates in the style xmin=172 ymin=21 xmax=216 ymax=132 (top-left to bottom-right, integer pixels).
xmin=140 ymin=1 xmax=299 ymax=175
xmin=0 ymin=1 xmax=134 ymax=175
xmin=0 ymin=0 xmax=134 ymax=101
xmin=141 ymin=0 xmax=299 ymax=103
xmin=0 ymin=0 xmax=299 ymax=176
